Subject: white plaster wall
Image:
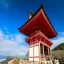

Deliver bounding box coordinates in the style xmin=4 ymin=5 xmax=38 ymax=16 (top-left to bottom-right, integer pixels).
xmin=29 ymin=47 xmax=33 ymax=57
xmin=29 ymin=44 xmax=39 ymax=61
xmin=29 ymin=58 xmax=33 ymax=61
xmin=34 ymin=46 xmax=39 ymax=56
xmin=34 ymin=58 xmax=39 ymax=61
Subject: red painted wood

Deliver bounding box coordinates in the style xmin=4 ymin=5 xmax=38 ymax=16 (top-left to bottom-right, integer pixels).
xmin=19 ymin=9 xmax=57 ymax=38
xmin=26 ymin=31 xmax=53 ymax=46
xmin=29 ymin=56 xmax=45 ymax=58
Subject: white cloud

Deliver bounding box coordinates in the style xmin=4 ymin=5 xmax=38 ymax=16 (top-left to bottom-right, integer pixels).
xmin=1 ymin=27 xmax=64 ymax=56
xmin=0 ymin=29 xmax=4 ymax=39
xmin=0 ymin=0 xmax=8 ymax=8
xmin=4 ymin=27 xmax=7 ymax=30
xmin=15 ymin=34 xmax=25 ymax=43
xmin=4 ymin=1 xmax=8 ymax=8
xmin=0 ymin=29 xmax=28 ymax=56
xmin=51 ymin=32 xmax=64 ymax=49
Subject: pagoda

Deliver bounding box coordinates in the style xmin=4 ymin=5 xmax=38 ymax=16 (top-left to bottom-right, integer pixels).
xmin=18 ymin=5 xmax=57 ymax=62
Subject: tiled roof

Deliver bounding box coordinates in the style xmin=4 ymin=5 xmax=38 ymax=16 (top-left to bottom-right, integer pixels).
xmin=0 ymin=59 xmax=12 ymax=64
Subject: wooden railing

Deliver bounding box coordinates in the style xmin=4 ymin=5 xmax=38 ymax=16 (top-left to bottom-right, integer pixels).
xmin=45 ymin=55 xmax=52 ymax=61
xmin=19 ymin=59 xmax=59 ymax=64
xmin=40 ymin=54 xmax=52 ymax=61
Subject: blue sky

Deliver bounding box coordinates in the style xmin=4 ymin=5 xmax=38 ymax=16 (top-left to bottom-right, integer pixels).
xmin=0 ymin=0 xmax=64 ymax=56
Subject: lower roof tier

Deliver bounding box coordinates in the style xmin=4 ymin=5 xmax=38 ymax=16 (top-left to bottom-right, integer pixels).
xmin=26 ymin=31 xmax=53 ymax=46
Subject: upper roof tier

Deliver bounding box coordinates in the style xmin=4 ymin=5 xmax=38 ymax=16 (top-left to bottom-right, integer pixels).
xmin=18 ymin=5 xmax=57 ymax=38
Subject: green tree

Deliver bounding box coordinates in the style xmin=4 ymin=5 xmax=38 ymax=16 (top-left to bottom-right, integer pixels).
xmin=6 ymin=56 xmax=11 ymax=60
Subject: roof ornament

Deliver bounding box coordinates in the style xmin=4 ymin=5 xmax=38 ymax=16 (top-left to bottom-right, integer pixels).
xmin=28 ymin=10 xmax=34 ymax=19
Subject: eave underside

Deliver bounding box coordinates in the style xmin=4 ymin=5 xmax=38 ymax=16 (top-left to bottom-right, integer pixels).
xmin=26 ymin=31 xmax=53 ymax=46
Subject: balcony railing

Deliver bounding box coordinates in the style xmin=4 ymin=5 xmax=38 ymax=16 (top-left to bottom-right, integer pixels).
xmin=41 ymin=54 xmax=52 ymax=61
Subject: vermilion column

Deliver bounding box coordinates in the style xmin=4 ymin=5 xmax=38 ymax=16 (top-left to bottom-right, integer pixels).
xmin=43 ymin=44 xmax=44 ymax=56
xmin=39 ymin=42 xmax=41 ymax=62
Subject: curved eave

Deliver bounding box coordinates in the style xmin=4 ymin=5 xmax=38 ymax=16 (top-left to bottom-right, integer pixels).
xmin=18 ymin=5 xmax=57 ymax=37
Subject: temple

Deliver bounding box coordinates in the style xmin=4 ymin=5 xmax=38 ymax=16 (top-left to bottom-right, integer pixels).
xmin=18 ymin=5 xmax=57 ymax=63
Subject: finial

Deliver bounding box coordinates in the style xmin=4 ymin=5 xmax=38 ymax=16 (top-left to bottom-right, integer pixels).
xmin=40 ymin=4 xmax=43 ymax=7
xmin=30 ymin=9 xmax=33 ymax=15
xmin=28 ymin=9 xmax=34 ymax=19
xmin=40 ymin=4 xmax=44 ymax=9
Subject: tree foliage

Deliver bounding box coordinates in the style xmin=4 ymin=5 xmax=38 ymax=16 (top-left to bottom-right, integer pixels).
xmin=52 ymin=43 xmax=64 ymax=50
xmin=52 ymin=43 xmax=64 ymax=63
xmin=6 ymin=56 xmax=11 ymax=60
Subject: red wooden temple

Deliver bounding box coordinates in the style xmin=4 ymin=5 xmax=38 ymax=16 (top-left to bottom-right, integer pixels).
xmin=18 ymin=5 xmax=57 ymax=62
